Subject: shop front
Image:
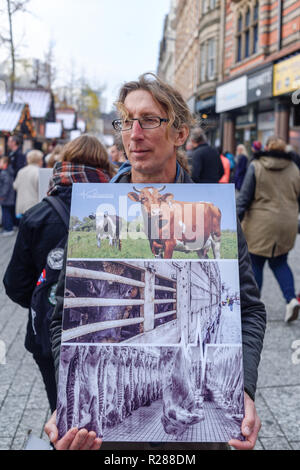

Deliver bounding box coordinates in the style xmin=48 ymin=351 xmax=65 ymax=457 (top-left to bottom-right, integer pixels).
xmin=195 ymin=96 xmax=219 ymax=147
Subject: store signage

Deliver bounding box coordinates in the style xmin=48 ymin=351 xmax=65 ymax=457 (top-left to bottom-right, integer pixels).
xmin=273 ymin=54 xmax=300 ymax=96
xmin=216 ymin=76 xmax=247 ymax=113
xmin=247 ymin=66 xmax=273 ymax=103
xmin=196 ymin=96 xmax=216 ymax=112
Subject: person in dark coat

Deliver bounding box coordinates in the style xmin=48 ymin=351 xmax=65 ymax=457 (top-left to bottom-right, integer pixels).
xmin=0 ymin=156 xmax=16 ymax=236
xmin=44 ymin=73 xmax=266 ymax=451
xmin=190 ymin=128 xmax=224 ymax=183
xmin=234 ymin=144 xmax=249 ymax=191
xmin=7 ymin=135 xmax=26 ymax=178
xmin=3 ymin=135 xmax=116 ymax=413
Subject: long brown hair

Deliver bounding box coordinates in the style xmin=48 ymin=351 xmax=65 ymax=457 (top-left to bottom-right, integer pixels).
xmin=60 ymin=134 xmax=116 ymax=178
xmin=115 ymin=73 xmax=195 ymax=173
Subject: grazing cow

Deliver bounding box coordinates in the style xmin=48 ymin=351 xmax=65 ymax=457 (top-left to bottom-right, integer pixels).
xmin=92 ymin=211 xmax=122 ymax=250
xmin=128 ymin=186 xmax=221 ymax=259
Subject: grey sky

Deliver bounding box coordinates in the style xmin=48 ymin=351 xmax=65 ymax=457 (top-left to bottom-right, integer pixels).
xmin=1 ymin=0 xmax=171 ymax=111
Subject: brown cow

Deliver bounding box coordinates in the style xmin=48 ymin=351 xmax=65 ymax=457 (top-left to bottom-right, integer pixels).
xmin=128 ymin=186 xmax=221 ymax=259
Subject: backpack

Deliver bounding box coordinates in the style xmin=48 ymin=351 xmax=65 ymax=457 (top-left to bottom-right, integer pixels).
xmin=30 ymin=196 xmax=69 ymax=357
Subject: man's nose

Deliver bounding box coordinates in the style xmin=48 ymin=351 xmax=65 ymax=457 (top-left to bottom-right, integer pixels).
xmin=130 ymin=119 xmax=144 ymax=139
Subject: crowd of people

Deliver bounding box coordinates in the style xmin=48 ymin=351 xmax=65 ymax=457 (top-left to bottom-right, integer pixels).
xmin=1 ymin=72 xmax=299 ymax=451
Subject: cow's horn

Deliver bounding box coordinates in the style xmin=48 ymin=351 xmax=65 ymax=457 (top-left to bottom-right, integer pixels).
xmin=156 ymin=185 xmax=166 ymax=192
xmin=132 ymin=186 xmax=142 ymax=192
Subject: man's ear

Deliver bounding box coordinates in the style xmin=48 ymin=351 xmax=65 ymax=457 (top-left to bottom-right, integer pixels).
xmin=174 ymin=125 xmax=190 ymax=148
xmin=128 ymin=192 xmax=140 ymax=202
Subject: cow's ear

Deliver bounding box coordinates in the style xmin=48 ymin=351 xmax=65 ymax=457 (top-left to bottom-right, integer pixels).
xmin=160 ymin=193 xmax=174 ymax=202
xmin=128 ymin=192 xmax=140 ymax=202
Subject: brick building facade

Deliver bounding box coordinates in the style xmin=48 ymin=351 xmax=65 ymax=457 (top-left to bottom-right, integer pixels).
xmin=217 ymin=0 xmax=300 ymax=153
xmin=158 ymin=0 xmax=223 ymax=145
xmin=158 ymin=0 xmax=300 ymax=153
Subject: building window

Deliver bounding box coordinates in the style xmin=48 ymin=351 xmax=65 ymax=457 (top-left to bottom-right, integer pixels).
xmin=207 ymin=38 xmax=216 ymax=80
xmin=200 ymin=38 xmax=216 ymax=82
xmin=203 ymin=0 xmax=216 ymax=15
xmin=200 ymin=43 xmax=206 ymax=82
xmin=235 ymin=1 xmax=259 ymax=63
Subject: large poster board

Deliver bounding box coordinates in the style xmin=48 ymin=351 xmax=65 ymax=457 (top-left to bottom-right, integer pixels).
xmin=57 ymin=183 xmax=244 ymax=443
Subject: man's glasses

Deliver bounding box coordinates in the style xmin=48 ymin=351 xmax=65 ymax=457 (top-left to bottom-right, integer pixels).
xmin=112 ymin=116 xmax=169 ymax=131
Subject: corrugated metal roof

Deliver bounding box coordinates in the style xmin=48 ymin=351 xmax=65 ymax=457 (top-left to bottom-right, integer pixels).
xmin=0 ymin=102 xmax=24 ymax=132
xmin=45 ymin=121 xmax=63 ymax=138
xmin=11 ymin=88 xmax=51 ymax=119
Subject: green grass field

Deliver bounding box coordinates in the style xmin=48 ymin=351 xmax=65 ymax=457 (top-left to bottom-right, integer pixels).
xmin=67 ymin=230 xmax=237 ymax=259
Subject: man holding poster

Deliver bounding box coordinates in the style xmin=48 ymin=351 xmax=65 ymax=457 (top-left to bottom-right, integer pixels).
xmin=45 ymin=73 xmax=266 ymax=451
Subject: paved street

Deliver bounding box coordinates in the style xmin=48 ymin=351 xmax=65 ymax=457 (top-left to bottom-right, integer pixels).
xmin=0 ymin=231 xmax=299 ymax=450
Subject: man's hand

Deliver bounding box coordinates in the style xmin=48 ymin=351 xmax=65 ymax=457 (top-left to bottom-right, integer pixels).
xmin=228 ymin=392 xmax=261 ymax=450
xmin=44 ymin=410 xmax=102 ymax=450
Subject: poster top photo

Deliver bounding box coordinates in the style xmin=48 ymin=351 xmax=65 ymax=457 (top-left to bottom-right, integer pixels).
xmin=68 ymin=183 xmax=238 ymax=260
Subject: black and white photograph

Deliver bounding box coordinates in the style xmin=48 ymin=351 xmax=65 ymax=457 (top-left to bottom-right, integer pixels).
xmin=62 ymin=259 xmax=241 ymax=348
xmin=56 ymin=343 xmax=244 ymax=443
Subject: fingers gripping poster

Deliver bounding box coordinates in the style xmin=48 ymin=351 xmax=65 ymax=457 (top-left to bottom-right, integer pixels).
xmin=57 ymin=183 xmax=244 ymax=443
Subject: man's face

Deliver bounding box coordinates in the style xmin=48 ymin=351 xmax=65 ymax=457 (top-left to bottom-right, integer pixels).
xmin=121 ymin=90 xmax=186 ymax=182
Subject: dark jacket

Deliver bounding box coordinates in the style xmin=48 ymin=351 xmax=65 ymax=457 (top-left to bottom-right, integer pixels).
xmin=236 ymin=150 xmax=300 ymax=258
xmin=0 ymin=165 xmax=15 ymax=206
xmin=50 ymin=164 xmax=266 ymax=402
xmin=9 ymin=147 xmax=26 ymax=178
xmin=3 ymin=186 xmax=71 ymax=354
xmin=191 ymin=142 xmax=224 ymax=183
xmin=234 ymin=154 xmax=249 ymax=190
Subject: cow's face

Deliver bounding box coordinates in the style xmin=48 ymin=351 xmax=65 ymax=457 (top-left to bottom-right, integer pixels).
xmin=96 ymin=211 xmax=108 ymax=230
xmin=128 ymin=188 xmax=174 ymax=217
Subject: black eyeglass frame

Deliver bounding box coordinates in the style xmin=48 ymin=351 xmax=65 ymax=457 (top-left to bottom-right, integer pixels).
xmin=112 ymin=117 xmax=169 ymax=131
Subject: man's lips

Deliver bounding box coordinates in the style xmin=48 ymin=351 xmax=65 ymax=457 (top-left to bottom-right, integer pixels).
xmin=130 ymin=149 xmax=149 ymax=156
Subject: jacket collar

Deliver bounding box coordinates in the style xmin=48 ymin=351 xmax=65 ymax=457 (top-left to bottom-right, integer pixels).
xmin=110 ymin=161 xmax=192 ymax=184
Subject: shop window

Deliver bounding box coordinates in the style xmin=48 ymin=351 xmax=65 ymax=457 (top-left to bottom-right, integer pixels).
xmin=235 ymin=1 xmax=259 ymax=63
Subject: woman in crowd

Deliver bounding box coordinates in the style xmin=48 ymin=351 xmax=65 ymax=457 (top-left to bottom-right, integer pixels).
xmin=237 ymin=136 xmax=300 ymax=323
xmin=3 ymin=134 xmax=115 ymax=412
xmin=13 ymin=150 xmax=43 ymax=218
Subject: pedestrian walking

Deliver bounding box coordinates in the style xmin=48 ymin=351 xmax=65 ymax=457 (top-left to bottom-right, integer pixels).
xmin=45 ymin=145 xmax=63 ymax=168
xmin=13 ymin=150 xmax=43 ymax=218
xmin=7 ymin=135 xmax=26 ymax=178
xmin=108 ymin=134 xmax=127 ymax=168
xmin=0 ymin=156 xmax=15 ymax=236
xmin=218 ymin=149 xmax=230 ymax=183
xmin=190 ymin=128 xmax=224 ymax=183
xmin=3 ymin=135 xmax=115 ymax=413
xmin=44 ymin=72 xmax=266 ymax=451
xmin=237 ymin=136 xmax=300 ymax=323
xmin=251 ymin=140 xmax=262 ymax=156
xmin=234 ymin=144 xmax=249 ymax=191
